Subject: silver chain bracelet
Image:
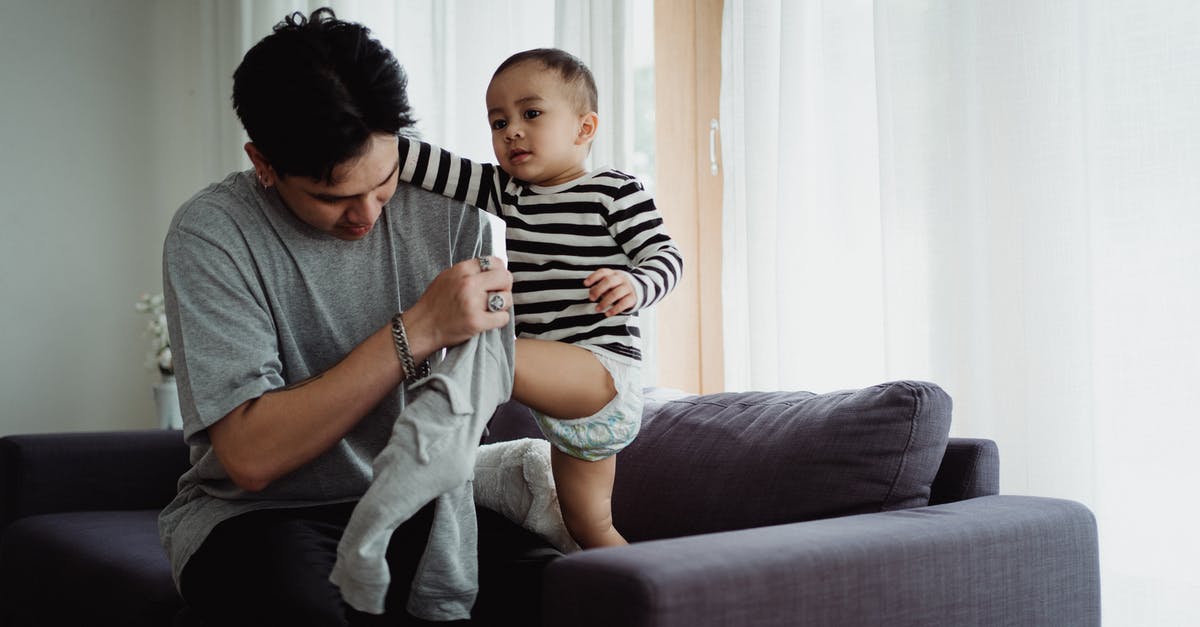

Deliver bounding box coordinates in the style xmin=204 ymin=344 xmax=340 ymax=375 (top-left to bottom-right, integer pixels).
xmin=390 ymin=311 xmax=430 ymax=381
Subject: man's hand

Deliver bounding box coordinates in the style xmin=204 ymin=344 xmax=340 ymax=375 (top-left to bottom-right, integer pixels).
xmin=404 ymin=256 xmax=514 ymax=358
xmin=584 ymin=268 xmax=637 ymax=317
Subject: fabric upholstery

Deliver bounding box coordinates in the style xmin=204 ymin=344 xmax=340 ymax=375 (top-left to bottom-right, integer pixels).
xmin=615 ymin=381 xmax=951 ymax=541
xmin=930 ymin=438 xmax=1001 ymax=505
xmin=543 ymin=495 xmax=1101 ymax=627
xmin=0 ymin=430 xmax=187 ymax=528
xmin=0 ymin=510 xmax=179 ymax=627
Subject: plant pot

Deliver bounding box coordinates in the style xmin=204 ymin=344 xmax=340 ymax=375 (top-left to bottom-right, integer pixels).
xmin=153 ymin=376 xmax=183 ymax=430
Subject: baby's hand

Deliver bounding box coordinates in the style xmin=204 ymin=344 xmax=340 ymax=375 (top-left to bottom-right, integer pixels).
xmin=584 ymin=268 xmax=636 ymax=317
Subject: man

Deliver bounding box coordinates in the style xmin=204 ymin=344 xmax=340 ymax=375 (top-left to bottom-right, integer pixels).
xmin=159 ymin=8 xmax=556 ymax=625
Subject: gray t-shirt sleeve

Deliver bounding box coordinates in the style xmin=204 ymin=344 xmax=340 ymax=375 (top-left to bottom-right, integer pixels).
xmin=163 ymin=204 xmax=284 ymax=437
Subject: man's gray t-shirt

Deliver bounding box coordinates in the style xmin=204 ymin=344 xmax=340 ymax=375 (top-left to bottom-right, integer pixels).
xmin=158 ymin=169 xmax=491 ymax=586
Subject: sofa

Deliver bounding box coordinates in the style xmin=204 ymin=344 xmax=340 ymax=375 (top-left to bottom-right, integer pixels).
xmin=0 ymin=381 xmax=1101 ymax=626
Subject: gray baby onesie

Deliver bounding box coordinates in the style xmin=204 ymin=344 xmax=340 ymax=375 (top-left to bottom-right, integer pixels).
xmin=330 ymin=321 xmax=515 ymax=619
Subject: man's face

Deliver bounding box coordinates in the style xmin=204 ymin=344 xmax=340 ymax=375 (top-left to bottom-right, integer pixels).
xmin=270 ymin=133 xmax=400 ymax=241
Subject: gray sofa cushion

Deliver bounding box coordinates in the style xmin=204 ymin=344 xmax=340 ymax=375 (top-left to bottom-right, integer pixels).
xmin=609 ymin=380 xmax=952 ymax=541
xmin=0 ymin=510 xmax=180 ymax=626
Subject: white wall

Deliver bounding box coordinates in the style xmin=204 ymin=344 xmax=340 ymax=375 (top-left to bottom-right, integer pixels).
xmin=0 ymin=1 xmax=228 ymax=435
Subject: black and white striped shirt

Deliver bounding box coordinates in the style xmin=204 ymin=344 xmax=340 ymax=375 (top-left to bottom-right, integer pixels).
xmin=398 ymin=138 xmax=683 ymax=363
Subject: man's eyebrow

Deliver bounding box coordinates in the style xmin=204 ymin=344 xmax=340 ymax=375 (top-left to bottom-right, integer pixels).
xmin=310 ymin=160 xmax=399 ymax=201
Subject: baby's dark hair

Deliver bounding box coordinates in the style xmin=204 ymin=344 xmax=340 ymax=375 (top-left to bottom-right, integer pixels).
xmin=232 ymin=8 xmax=415 ymax=183
xmin=493 ymin=48 xmax=598 ymax=115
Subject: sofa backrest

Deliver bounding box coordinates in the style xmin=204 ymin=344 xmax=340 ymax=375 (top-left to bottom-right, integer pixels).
xmin=487 ymin=381 xmax=954 ymax=542
xmin=0 ymin=430 xmax=188 ymax=529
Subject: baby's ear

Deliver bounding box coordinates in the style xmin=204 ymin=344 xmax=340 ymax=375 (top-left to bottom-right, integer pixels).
xmin=576 ymin=112 xmax=599 ymax=145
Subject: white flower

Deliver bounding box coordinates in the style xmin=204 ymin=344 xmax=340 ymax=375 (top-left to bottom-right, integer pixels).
xmin=136 ymin=292 xmax=172 ymax=376
xmin=157 ymin=346 xmax=173 ymax=373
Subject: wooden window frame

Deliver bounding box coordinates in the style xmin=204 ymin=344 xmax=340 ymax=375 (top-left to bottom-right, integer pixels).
xmin=653 ymin=0 xmax=724 ymax=393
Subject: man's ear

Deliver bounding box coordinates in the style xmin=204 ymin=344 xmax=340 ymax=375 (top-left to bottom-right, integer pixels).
xmin=244 ymin=142 xmax=277 ymax=187
xmin=576 ymin=112 xmax=599 ymax=145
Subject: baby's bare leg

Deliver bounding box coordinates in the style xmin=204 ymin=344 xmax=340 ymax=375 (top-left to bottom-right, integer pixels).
xmin=513 ymin=338 xmax=615 ymax=418
xmin=513 ymin=338 xmax=626 ymax=548
xmin=551 ymin=447 xmax=627 ymax=548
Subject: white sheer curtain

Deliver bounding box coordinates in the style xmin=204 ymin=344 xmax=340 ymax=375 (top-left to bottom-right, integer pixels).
xmin=555 ymin=1 xmax=635 ymax=173
xmin=149 ymin=0 xmax=633 ymax=177
xmin=721 ymin=0 xmax=1200 ymax=623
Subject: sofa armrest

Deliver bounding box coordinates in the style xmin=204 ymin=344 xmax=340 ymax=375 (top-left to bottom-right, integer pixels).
xmin=930 ymin=437 xmax=1000 ymax=504
xmin=0 ymin=430 xmax=189 ymax=528
xmin=542 ymin=495 xmax=1100 ymax=627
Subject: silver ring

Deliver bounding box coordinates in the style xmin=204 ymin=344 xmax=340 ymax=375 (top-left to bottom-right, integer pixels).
xmin=487 ymin=292 xmax=505 ymax=313
xmin=477 ymin=256 xmax=491 ymax=272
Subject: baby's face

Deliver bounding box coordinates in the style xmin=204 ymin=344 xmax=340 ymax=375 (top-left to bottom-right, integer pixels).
xmin=486 ymin=61 xmax=595 ymax=187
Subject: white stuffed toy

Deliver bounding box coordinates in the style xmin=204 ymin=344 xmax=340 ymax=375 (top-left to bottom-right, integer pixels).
xmin=473 ymin=438 xmax=581 ymax=554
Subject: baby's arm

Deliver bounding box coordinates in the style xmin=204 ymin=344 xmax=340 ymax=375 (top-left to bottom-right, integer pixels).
xmin=588 ymin=176 xmax=683 ymax=316
xmin=397 ymin=137 xmax=507 ymax=214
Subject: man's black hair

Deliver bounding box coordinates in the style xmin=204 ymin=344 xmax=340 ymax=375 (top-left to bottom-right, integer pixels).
xmin=232 ymin=8 xmax=415 ymax=183
xmin=493 ymin=48 xmax=598 ymax=114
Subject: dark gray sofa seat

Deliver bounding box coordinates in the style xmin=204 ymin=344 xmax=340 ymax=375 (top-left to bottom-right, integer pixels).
xmin=3 ymin=510 xmax=181 ymax=625
xmin=0 ymin=429 xmax=189 ymax=627
xmin=0 ymin=381 xmax=1100 ymax=626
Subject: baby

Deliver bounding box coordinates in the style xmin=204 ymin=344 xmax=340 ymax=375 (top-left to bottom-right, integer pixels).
xmin=398 ymin=48 xmax=682 ymax=548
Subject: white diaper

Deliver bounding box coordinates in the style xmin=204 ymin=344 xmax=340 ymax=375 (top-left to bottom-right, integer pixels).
xmin=531 ymin=348 xmax=642 ymax=462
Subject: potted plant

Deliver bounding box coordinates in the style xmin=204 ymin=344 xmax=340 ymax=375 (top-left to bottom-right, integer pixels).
xmin=136 ymin=293 xmax=181 ymax=429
